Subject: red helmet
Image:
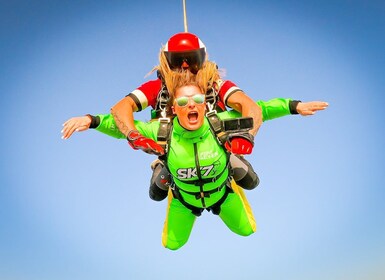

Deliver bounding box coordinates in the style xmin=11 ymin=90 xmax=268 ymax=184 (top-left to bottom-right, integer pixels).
xmin=163 ymin=32 xmax=206 ymax=73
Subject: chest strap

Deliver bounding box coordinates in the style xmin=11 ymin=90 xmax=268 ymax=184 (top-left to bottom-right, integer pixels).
xmin=177 ymin=182 xmax=227 ymax=200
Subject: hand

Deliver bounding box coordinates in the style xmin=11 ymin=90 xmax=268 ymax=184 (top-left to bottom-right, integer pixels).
xmin=61 ymin=116 xmax=91 ymax=139
xmin=225 ymin=137 xmax=253 ymax=155
xmin=127 ymin=130 xmax=164 ymax=156
xmin=296 ymin=101 xmax=329 ymax=116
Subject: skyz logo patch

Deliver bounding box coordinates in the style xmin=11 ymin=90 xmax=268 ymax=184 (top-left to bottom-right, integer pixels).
xmin=177 ymin=165 xmax=215 ymax=179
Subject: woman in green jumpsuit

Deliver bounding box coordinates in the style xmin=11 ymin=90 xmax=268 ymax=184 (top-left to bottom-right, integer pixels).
xmin=91 ymin=68 xmax=328 ymax=250
xmin=98 ymin=83 xmax=258 ymax=250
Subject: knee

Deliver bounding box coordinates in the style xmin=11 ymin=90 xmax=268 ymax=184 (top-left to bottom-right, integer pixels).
xmin=231 ymin=155 xmax=260 ymax=190
xmin=149 ymin=162 xmax=170 ymax=201
xmin=235 ymin=225 xmax=256 ymax=237
xmin=149 ymin=185 xmax=168 ymax=201
xmin=236 ymin=171 xmax=259 ymax=190
xmin=240 ymin=227 xmax=256 ymax=236
xmin=163 ymin=239 xmax=187 ymax=251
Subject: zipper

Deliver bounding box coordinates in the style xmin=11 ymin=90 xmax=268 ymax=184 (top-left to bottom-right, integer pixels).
xmin=193 ymin=143 xmax=206 ymax=208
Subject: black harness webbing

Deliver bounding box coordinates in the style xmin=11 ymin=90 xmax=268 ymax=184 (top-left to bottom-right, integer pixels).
xmin=157 ymin=118 xmax=172 ymax=154
xmin=205 ymin=110 xmax=228 ymax=145
xmin=177 ymin=183 xmax=226 ymax=200
xmin=171 ymin=180 xmax=233 ymax=216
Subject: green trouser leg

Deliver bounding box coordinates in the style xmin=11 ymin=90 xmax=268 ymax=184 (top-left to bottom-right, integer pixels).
xmin=162 ymin=193 xmax=196 ymax=250
xmin=219 ymin=181 xmax=257 ymax=236
xmin=161 ymin=182 xmax=256 ymax=250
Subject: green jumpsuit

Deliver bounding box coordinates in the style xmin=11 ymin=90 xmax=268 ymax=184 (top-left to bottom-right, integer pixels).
xmin=94 ymin=98 xmax=295 ymax=250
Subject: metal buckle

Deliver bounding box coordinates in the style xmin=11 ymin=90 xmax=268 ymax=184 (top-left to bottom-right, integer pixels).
xmin=205 ymin=103 xmax=216 ymax=115
xmin=158 ymin=117 xmax=170 ymax=123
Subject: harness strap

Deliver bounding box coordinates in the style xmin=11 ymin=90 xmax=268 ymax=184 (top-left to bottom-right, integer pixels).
xmin=206 ymin=110 xmax=228 ymax=145
xmin=208 ymin=183 xmax=233 ymax=215
xmin=177 ymin=183 xmax=227 ymax=200
xmin=205 ymin=87 xmax=217 ymax=108
xmin=151 ymin=71 xmax=171 ymax=119
xmin=171 ymin=187 xmax=204 ymax=216
xmin=171 ymin=180 xmax=232 ymax=216
xmin=157 ymin=118 xmax=172 ymax=153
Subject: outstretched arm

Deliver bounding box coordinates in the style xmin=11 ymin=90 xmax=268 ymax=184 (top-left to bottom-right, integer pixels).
xmin=61 ymin=114 xmax=125 ymax=140
xmin=62 ymin=99 xmax=328 ymax=140
xmin=223 ymin=98 xmax=328 ymax=121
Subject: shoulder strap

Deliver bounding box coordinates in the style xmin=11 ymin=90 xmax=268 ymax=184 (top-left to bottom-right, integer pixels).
xmin=151 ymin=71 xmax=171 ymax=119
xmin=157 ymin=117 xmax=173 ymax=157
xmin=206 ymin=110 xmax=228 ymax=146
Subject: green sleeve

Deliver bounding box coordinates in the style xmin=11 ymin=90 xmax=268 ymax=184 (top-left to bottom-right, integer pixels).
xmin=219 ymin=98 xmax=293 ymax=122
xmin=95 ymin=114 xmax=159 ymax=140
xmin=256 ymin=98 xmax=293 ymax=121
xmin=95 ymin=114 xmax=126 ymax=139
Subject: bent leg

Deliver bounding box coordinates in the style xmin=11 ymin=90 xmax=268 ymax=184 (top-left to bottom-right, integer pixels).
xmin=162 ymin=191 xmax=196 ymax=250
xmin=219 ymin=181 xmax=257 ymax=236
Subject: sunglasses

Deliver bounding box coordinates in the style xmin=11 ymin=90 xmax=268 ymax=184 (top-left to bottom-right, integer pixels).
xmin=174 ymin=94 xmax=205 ymax=107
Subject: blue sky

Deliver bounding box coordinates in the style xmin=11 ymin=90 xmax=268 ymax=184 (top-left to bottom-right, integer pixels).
xmin=1 ymin=1 xmax=384 ymax=279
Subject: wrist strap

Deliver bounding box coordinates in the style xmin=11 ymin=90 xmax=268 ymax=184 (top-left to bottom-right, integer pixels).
xmin=86 ymin=114 xmax=100 ymax=128
xmin=289 ymin=100 xmax=301 ymax=114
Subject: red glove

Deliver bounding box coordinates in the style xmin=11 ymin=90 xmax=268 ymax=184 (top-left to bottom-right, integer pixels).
xmin=225 ymin=137 xmax=253 ymax=155
xmin=127 ymin=130 xmax=164 ymax=156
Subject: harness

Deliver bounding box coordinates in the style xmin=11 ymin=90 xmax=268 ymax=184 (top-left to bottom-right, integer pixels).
xmin=171 ymin=179 xmax=233 ymax=216
xmin=153 ymin=72 xmax=253 ymax=216
xmin=155 ymin=86 xmax=233 ymax=216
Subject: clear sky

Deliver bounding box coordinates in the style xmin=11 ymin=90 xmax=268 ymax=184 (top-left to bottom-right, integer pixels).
xmin=1 ymin=1 xmax=384 ymax=279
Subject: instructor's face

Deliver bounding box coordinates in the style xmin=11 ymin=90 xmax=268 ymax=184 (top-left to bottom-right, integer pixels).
xmin=172 ymin=85 xmax=206 ymax=131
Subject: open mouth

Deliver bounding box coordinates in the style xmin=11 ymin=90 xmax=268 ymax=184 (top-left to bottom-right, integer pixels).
xmin=188 ymin=111 xmax=199 ymax=123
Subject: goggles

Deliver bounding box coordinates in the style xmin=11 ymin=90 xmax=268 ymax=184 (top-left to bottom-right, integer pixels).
xmin=174 ymin=94 xmax=205 ymax=107
xmin=164 ymin=48 xmax=206 ymax=74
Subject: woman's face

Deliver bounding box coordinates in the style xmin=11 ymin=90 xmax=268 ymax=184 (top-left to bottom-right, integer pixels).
xmin=172 ymin=85 xmax=206 ymax=130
